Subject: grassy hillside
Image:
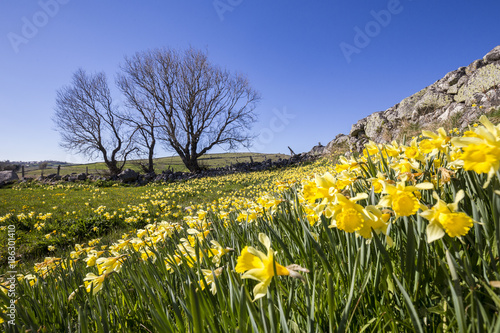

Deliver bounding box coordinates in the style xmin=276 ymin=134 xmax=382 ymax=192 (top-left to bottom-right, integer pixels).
xmin=22 ymin=152 xmax=289 ymax=177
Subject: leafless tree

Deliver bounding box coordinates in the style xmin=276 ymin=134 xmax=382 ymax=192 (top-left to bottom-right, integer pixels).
xmin=53 ymin=69 xmax=136 ymax=176
xmin=118 ymin=47 xmax=260 ymax=172
xmin=117 ymin=58 xmax=160 ymax=174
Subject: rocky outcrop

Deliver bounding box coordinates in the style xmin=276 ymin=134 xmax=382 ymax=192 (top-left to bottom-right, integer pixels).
xmin=315 ymin=45 xmax=500 ymax=155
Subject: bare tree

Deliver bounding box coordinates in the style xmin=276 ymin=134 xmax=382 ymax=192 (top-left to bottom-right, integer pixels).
xmin=53 ymin=69 xmax=136 ymax=176
xmin=118 ymin=47 xmax=260 ymax=172
xmin=117 ymin=56 xmax=160 ymax=174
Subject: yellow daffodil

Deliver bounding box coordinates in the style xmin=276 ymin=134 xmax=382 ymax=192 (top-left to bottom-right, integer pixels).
xmin=404 ymin=138 xmax=424 ymax=161
xmin=85 ymin=250 xmax=105 ymax=267
xmin=24 ymin=274 xmax=38 ymax=287
xmin=34 ymin=257 xmax=64 ymax=278
xmin=96 ymin=255 xmax=126 ymax=275
xmin=419 ymin=128 xmax=450 ymax=155
xmin=207 ymin=240 xmax=233 ymax=265
xmin=235 ymin=233 xmax=308 ymax=301
xmin=383 ymin=141 xmax=402 ymax=158
xmin=199 ymin=267 xmax=224 ymax=295
xmin=302 ymin=180 xmax=322 ymax=203
xmin=369 ymin=172 xmax=389 ymax=194
xmin=363 ymin=141 xmax=380 ymax=157
xmin=357 ymin=206 xmax=391 ymax=239
xmin=420 ymin=191 xmax=474 ymax=242
xmin=83 ymin=272 xmax=111 ymax=295
xmin=314 ymin=172 xmax=339 ymax=201
xmin=378 ymin=181 xmax=433 ymax=218
xmin=325 ymin=193 xmax=369 ymax=233
xmin=452 ymin=116 xmax=500 ymax=187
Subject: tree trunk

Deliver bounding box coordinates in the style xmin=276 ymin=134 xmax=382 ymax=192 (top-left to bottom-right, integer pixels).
xmin=184 ymin=157 xmax=200 ymax=173
xmin=147 ymin=140 xmax=155 ymax=174
xmin=106 ymin=161 xmax=121 ymax=177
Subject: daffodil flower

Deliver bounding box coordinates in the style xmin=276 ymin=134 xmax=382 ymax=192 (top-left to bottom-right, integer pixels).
xmin=313 ymin=172 xmax=340 ymax=201
xmin=357 ymin=206 xmax=391 ymax=240
xmin=199 ymin=267 xmax=224 ymax=295
xmin=325 ymin=193 xmax=369 ymax=233
xmin=363 ymin=140 xmax=381 ymax=157
xmin=404 ymin=137 xmax=424 ymax=161
xmin=96 ymin=254 xmax=126 ymax=275
xmin=235 ymin=233 xmax=308 ymax=301
xmin=83 ymin=272 xmax=112 ymax=295
xmin=420 ymin=190 xmax=475 ymax=242
xmin=378 ymin=181 xmax=433 ymax=218
xmin=419 ymin=128 xmax=450 ymax=155
xmin=451 ymin=115 xmax=500 ymax=187
xmin=207 ymin=240 xmax=233 ymax=265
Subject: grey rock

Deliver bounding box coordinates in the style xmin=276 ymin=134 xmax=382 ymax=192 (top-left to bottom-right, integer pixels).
xmin=435 ymin=67 xmax=466 ymax=92
xmin=365 ymin=112 xmax=388 ymax=140
xmin=77 ymin=173 xmax=87 ymax=181
xmin=350 ymin=118 xmax=367 ymax=137
xmin=46 ymin=173 xmax=62 ymax=181
xmin=0 ymin=170 xmax=18 ymax=186
xmin=118 ymin=169 xmax=139 ymax=183
xmin=484 ymin=46 xmax=500 ymax=63
xmin=414 ymin=90 xmax=452 ymax=116
xmin=456 ymin=63 xmax=500 ymax=104
xmin=309 ymin=144 xmax=326 ymax=156
xmin=465 ymin=59 xmax=485 ymax=76
xmin=456 ymin=75 xmax=469 ymax=89
xmin=447 ymin=84 xmax=459 ymax=95
xmin=387 ymin=88 xmax=427 ymax=121
xmin=438 ymin=103 xmax=466 ymax=122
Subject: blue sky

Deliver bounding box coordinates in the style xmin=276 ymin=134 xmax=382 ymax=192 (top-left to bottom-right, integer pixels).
xmin=1 ymin=0 xmax=499 ymax=163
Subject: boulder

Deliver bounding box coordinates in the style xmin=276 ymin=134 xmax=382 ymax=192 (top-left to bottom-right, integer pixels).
xmin=455 ymin=63 xmax=500 ymax=104
xmin=46 ymin=173 xmax=62 ymax=181
xmin=77 ymin=173 xmax=87 ymax=181
xmin=309 ymin=143 xmax=326 ymax=156
xmin=484 ymin=46 xmax=500 ymax=63
xmin=438 ymin=103 xmax=466 ymax=122
xmin=365 ymin=112 xmax=388 ymax=140
xmin=118 ymin=169 xmax=139 ymax=183
xmin=447 ymin=84 xmax=459 ymax=95
xmin=435 ymin=67 xmax=466 ymax=92
xmin=414 ymin=90 xmax=452 ymax=117
xmin=465 ymin=59 xmax=485 ymax=76
xmin=0 ymin=170 xmax=18 ymax=186
xmin=386 ymin=87 xmax=427 ymax=121
xmin=349 ymin=118 xmax=367 ymax=137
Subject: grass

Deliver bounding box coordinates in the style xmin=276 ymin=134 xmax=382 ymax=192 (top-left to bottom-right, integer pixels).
xmin=395 ymin=120 xmax=422 ymax=143
xmin=0 ymin=161 xmax=312 ymax=274
xmin=22 ymin=152 xmax=289 ymax=177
